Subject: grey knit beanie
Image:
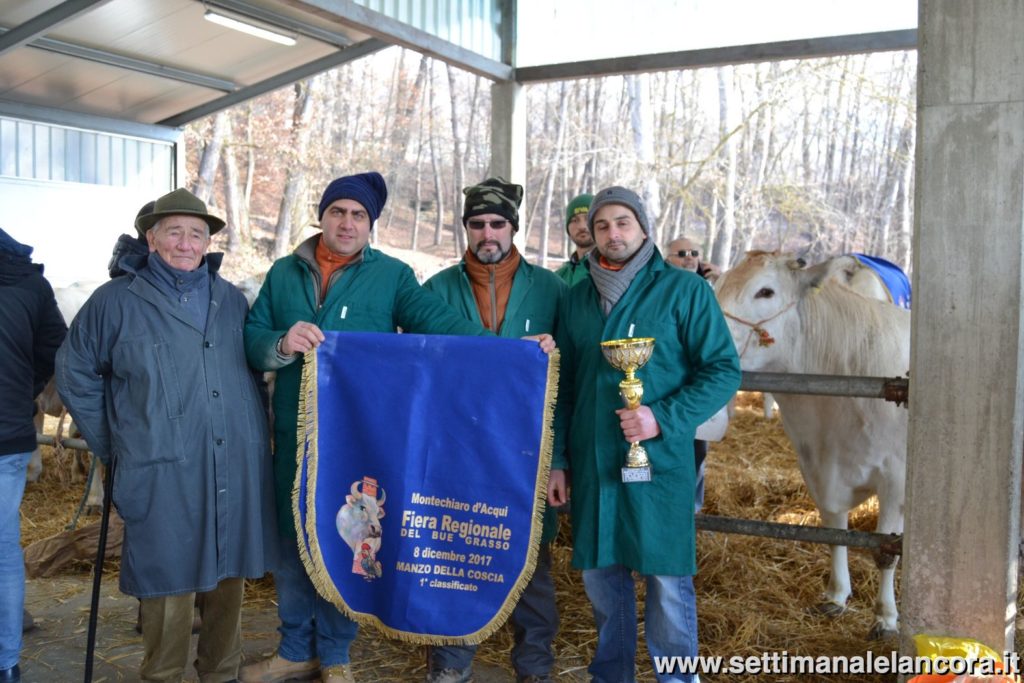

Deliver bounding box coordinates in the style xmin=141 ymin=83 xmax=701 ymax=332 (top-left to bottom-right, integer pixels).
xmin=587 ymin=186 xmax=650 ymax=236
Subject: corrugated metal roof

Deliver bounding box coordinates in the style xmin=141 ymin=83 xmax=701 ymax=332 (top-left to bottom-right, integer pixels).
xmin=0 ymin=0 xmax=376 ymax=126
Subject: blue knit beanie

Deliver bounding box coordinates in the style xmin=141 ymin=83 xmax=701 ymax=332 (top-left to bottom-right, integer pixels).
xmin=318 ymin=172 xmax=388 ymax=224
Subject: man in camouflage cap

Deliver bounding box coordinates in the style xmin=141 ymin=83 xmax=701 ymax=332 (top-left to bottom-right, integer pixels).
xmin=422 ymin=177 xmax=565 ymax=683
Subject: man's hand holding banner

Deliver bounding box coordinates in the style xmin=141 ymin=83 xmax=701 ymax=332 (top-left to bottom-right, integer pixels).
xmin=295 ymin=332 xmax=557 ymax=645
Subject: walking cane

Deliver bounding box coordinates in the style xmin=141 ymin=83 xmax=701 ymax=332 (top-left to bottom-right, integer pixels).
xmin=83 ymin=455 xmax=115 ymax=683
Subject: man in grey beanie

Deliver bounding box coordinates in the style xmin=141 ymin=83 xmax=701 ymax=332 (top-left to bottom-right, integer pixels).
xmin=548 ymin=185 xmax=740 ymax=683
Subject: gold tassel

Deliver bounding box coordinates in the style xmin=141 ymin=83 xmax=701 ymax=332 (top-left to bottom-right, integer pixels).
xmin=295 ymin=343 xmax=563 ymax=646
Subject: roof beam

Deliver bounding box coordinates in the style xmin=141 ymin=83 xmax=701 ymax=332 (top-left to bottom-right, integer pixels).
xmin=281 ymin=0 xmax=513 ymax=81
xmin=158 ymin=37 xmax=387 ymax=127
xmin=0 ymin=0 xmax=114 ymax=58
xmin=0 ymin=98 xmax=181 ymax=142
xmin=515 ymin=29 xmax=918 ymax=83
xmin=20 ymin=34 xmax=238 ymax=92
xmin=205 ymin=0 xmax=354 ymax=47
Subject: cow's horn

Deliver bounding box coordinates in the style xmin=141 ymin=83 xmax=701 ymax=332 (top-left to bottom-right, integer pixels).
xmin=377 ymin=488 xmax=386 ymax=506
xmin=351 ymin=480 xmax=361 ymax=497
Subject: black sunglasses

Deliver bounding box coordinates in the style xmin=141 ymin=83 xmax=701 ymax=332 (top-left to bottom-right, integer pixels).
xmin=675 ymin=249 xmax=700 ymax=258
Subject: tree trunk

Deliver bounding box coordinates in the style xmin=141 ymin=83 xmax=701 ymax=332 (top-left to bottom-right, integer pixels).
xmin=714 ymin=66 xmax=737 ymax=269
xmin=193 ymin=110 xmax=230 ymax=205
xmin=535 ymin=82 xmax=569 ymax=265
xmin=384 ymin=53 xmax=430 ymax=232
xmin=411 ymin=86 xmax=426 ymax=251
xmin=273 ymin=79 xmax=317 ymax=259
xmin=447 ymin=65 xmax=467 ymax=256
xmin=243 ymin=107 xmax=255 ymax=242
xmin=222 ymin=135 xmax=245 ymax=252
xmin=428 ymin=62 xmax=446 ymax=247
xmin=627 ymin=74 xmax=661 ymax=243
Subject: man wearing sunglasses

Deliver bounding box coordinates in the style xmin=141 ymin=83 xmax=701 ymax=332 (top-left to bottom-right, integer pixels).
xmin=665 ymin=237 xmax=720 ymax=281
xmin=422 ymin=177 xmax=565 ymax=683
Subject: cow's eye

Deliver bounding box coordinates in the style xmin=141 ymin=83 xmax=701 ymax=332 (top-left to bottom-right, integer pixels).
xmin=755 ymin=287 xmax=774 ymax=299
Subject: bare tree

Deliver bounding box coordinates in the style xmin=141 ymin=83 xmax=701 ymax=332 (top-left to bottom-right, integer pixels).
xmin=193 ymin=110 xmax=230 ymax=204
xmin=272 ymin=78 xmax=317 ymax=259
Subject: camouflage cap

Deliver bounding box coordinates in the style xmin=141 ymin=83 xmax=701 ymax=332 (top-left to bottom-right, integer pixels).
xmin=462 ymin=177 xmax=524 ymax=231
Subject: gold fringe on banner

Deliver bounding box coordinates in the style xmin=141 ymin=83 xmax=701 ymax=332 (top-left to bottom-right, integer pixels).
xmin=293 ymin=341 xmax=561 ymax=646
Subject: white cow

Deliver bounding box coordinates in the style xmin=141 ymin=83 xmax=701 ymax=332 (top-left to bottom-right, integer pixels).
xmin=715 ymin=251 xmax=910 ymax=640
xmin=30 ymin=280 xmax=106 ymax=512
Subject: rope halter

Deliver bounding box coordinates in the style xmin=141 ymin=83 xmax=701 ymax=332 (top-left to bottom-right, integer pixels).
xmin=722 ymin=300 xmax=797 ymax=357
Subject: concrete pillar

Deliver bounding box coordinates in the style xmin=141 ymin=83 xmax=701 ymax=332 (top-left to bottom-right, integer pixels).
xmin=490 ymin=80 xmax=527 ymax=250
xmin=489 ymin=81 xmax=526 ymax=184
xmin=902 ymin=0 xmax=1024 ymax=657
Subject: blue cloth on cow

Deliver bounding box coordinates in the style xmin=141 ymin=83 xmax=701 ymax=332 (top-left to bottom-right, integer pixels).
xmin=852 ymin=254 xmax=911 ymax=308
xmin=296 ymin=331 xmax=556 ymax=644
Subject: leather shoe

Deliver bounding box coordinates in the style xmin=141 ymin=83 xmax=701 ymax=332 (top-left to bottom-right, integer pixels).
xmin=238 ymin=654 xmax=319 ymax=682
xmin=0 ymin=664 xmax=21 ymax=682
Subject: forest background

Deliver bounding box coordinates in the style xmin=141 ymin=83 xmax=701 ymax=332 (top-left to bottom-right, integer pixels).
xmin=184 ymin=46 xmax=916 ymax=280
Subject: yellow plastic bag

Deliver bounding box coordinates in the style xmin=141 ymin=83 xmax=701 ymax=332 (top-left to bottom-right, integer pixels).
xmin=913 ymin=634 xmax=1002 ymax=663
xmin=910 ymin=634 xmax=1016 ymax=683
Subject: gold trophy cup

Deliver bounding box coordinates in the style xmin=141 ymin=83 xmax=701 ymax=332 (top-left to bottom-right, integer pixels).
xmin=600 ymin=337 xmax=656 ymax=483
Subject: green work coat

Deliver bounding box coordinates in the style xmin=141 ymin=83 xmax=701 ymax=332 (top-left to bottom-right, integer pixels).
xmin=553 ymin=249 xmax=740 ymax=576
xmin=554 ymin=255 xmax=590 ymax=288
xmin=424 ymin=257 xmax=567 ymax=543
xmin=244 ymin=237 xmax=485 ymax=537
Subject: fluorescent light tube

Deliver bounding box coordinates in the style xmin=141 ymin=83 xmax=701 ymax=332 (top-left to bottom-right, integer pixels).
xmin=204 ymin=10 xmax=296 ymax=46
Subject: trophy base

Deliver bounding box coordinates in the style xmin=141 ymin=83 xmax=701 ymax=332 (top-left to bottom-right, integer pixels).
xmin=621 ymin=466 xmax=652 ymax=483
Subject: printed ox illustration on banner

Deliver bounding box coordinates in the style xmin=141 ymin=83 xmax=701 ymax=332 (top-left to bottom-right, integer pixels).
xmin=295 ymin=331 xmax=557 ymax=644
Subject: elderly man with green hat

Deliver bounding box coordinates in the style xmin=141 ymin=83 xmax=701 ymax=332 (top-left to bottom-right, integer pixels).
xmin=554 ymin=193 xmax=594 ymax=287
xmin=420 ymin=177 xmax=565 ymax=683
xmin=56 ymin=188 xmax=278 ymax=683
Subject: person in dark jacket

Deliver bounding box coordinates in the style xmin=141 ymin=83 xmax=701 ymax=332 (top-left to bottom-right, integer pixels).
xmin=421 ymin=178 xmax=566 ymax=683
xmin=0 ymin=228 xmax=67 ymax=683
xmin=56 ymin=189 xmax=277 ymax=683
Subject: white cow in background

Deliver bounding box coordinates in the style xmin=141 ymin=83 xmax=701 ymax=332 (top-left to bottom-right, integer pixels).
xmin=756 ymin=256 xmax=897 ymax=422
xmin=715 ymin=251 xmax=910 ymax=640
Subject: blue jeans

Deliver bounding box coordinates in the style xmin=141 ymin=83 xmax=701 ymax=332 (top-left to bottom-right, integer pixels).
xmin=582 ymin=565 xmax=698 ymax=683
xmin=0 ymin=452 xmax=31 ymax=670
xmin=430 ymin=545 xmax=558 ymax=678
xmin=273 ymin=532 xmax=358 ymax=667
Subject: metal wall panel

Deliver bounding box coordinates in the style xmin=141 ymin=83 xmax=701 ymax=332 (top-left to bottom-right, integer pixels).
xmin=352 ymin=0 xmax=501 ymax=60
xmin=0 ymin=114 xmax=171 ymax=190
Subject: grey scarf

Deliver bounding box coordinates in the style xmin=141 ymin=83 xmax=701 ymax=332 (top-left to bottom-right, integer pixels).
xmin=587 ymin=238 xmax=656 ymax=315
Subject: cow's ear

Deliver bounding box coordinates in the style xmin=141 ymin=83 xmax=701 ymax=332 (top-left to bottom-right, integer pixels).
xmin=799 ymin=255 xmax=858 ymax=292
xmin=377 ymin=508 xmax=385 ymax=518
xmin=826 ymin=255 xmax=861 ymax=285
xmin=786 ymin=255 xmax=808 ymax=270
xmin=797 ymin=259 xmax=833 ymax=292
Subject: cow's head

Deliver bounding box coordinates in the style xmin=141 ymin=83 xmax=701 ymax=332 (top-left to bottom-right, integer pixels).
xmin=716 ymin=251 xmax=846 ymax=371
xmin=336 ymin=480 xmax=387 ymax=549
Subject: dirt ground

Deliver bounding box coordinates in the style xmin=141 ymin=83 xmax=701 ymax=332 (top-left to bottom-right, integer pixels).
xmin=19 ymin=574 xmax=545 ymax=682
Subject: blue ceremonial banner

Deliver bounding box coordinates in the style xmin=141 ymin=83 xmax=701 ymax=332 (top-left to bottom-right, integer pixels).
xmin=295 ymin=331 xmax=557 ymax=644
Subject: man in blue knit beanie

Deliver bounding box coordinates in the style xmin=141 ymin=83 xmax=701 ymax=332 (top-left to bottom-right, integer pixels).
xmin=242 ymin=172 xmax=492 ymax=683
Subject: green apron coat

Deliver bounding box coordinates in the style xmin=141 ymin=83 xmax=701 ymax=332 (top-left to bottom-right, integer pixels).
xmin=553 ymin=250 xmax=740 ymax=576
